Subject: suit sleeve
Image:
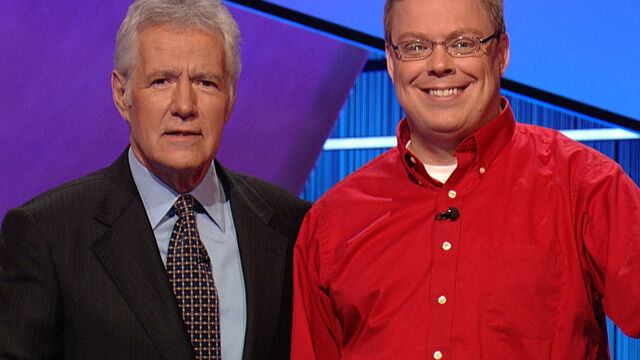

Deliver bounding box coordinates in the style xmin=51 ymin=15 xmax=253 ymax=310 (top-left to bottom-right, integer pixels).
xmin=291 ymin=207 xmax=342 ymax=359
xmin=0 ymin=208 xmax=63 ymax=358
xmin=578 ymin=161 xmax=640 ymax=338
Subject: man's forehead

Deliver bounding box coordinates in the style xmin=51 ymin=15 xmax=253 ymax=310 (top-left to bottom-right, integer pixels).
xmin=139 ymin=22 xmax=221 ymax=38
xmin=138 ymin=25 xmax=221 ymax=47
xmin=389 ymin=0 xmax=493 ymax=36
xmin=134 ymin=26 xmax=225 ymax=77
xmin=137 ymin=26 xmax=223 ymax=57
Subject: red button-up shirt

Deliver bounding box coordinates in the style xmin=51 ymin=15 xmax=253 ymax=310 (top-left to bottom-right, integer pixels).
xmin=292 ymin=99 xmax=640 ymax=359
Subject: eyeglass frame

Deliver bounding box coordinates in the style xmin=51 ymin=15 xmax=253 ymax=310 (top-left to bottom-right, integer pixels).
xmin=390 ymin=31 xmax=501 ymax=60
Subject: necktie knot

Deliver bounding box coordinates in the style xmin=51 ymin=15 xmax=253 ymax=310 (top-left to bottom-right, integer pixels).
xmin=174 ymin=194 xmax=196 ymax=219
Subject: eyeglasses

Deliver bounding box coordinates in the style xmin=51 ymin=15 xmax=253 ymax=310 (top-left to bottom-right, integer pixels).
xmin=390 ymin=32 xmax=500 ymax=60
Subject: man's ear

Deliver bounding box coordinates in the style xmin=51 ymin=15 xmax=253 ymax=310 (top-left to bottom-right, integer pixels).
xmin=111 ymin=70 xmax=130 ymax=122
xmin=497 ymin=32 xmax=510 ymax=76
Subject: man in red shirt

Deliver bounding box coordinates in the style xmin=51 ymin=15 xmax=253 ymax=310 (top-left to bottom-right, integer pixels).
xmin=291 ymin=0 xmax=640 ymax=359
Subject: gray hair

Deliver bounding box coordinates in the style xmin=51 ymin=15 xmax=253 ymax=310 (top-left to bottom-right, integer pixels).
xmin=115 ymin=0 xmax=241 ymax=100
xmin=383 ymin=0 xmax=506 ymax=43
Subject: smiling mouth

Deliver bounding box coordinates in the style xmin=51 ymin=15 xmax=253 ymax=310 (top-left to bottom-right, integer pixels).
xmin=166 ymin=131 xmax=200 ymax=136
xmin=425 ymin=87 xmax=465 ymax=97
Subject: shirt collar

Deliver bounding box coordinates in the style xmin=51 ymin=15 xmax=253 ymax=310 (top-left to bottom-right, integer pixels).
xmin=398 ymin=97 xmax=516 ymax=178
xmin=128 ymin=148 xmax=227 ymax=231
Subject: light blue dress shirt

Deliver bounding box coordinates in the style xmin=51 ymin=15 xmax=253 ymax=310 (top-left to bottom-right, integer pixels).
xmin=128 ymin=149 xmax=246 ymax=359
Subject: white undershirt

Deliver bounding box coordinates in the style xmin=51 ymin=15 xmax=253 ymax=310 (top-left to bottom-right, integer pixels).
xmin=424 ymin=163 xmax=457 ymax=183
xmin=405 ymin=140 xmax=458 ymax=183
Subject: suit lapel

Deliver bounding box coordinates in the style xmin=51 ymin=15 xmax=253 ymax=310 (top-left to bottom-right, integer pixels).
xmin=217 ymin=163 xmax=289 ymax=360
xmin=91 ymin=151 xmax=194 ymax=359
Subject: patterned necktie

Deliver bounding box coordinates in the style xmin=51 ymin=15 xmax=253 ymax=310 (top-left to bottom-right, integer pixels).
xmin=166 ymin=194 xmax=221 ymax=359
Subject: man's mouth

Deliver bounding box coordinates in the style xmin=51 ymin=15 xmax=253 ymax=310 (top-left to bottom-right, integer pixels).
xmin=166 ymin=131 xmax=199 ymax=136
xmin=424 ymin=87 xmax=465 ymax=97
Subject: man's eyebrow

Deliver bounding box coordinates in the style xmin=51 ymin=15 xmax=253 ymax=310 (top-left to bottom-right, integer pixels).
xmin=448 ymin=28 xmax=486 ymax=37
xmin=190 ymin=71 xmax=223 ymax=80
xmin=396 ymin=28 xmax=486 ymax=41
xmin=142 ymin=69 xmax=224 ymax=83
xmin=190 ymin=72 xmax=225 ymax=85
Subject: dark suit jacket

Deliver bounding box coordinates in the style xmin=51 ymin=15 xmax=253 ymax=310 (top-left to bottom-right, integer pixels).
xmin=0 ymin=150 xmax=311 ymax=359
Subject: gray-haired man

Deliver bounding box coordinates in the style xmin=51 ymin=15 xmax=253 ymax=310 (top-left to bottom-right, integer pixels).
xmin=0 ymin=1 xmax=310 ymax=359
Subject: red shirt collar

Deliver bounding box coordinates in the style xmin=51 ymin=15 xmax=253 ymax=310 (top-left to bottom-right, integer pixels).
xmin=397 ymin=97 xmax=516 ymax=182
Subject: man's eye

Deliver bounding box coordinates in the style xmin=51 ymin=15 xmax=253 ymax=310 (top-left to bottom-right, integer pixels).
xmin=150 ymin=79 xmax=168 ymax=87
xmin=451 ymin=39 xmax=475 ymax=48
xmin=197 ymin=80 xmax=217 ymax=88
xmin=403 ymin=42 xmax=427 ymax=53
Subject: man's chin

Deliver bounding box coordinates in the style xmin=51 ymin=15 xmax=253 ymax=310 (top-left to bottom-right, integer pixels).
xmin=163 ymin=158 xmax=212 ymax=174
xmin=146 ymin=156 xmax=211 ymax=188
xmin=408 ymin=112 xmax=467 ymax=131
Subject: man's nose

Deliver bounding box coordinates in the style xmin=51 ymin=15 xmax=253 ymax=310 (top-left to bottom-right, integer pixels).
xmin=425 ymin=43 xmax=455 ymax=77
xmin=171 ymin=78 xmax=197 ymax=120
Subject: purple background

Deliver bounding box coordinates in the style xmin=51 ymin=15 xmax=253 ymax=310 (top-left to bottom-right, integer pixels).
xmin=0 ymin=1 xmax=369 ymax=218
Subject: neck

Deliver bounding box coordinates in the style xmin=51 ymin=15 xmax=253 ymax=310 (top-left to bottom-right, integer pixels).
xmin=407 ymin=136 xmax=458 ymax=166
xmin=130 ymin=147 xmax=211 ymax=194
xmin=145 ymin=161 xmax=209 ymax=194
xmin=161 ymin=167 xmax=208 ymax=193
